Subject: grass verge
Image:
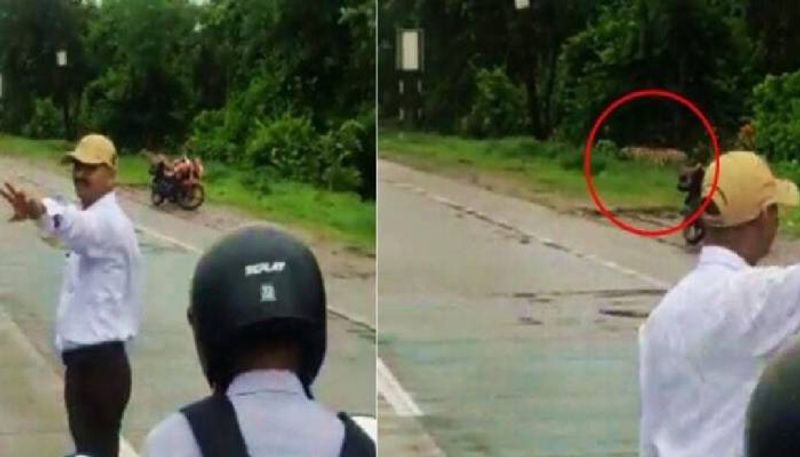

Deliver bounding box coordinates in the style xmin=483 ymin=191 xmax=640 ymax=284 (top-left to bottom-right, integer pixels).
xmin=0 ymin=134 xmax=375 ymax=252
xmin=379 ymin=129 xmax=678 ymax=208
xmin=379 ymin=129 xmax=800 ymax=238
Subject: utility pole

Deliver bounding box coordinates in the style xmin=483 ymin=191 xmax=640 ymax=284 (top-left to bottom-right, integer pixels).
xmin=396 ymin=28 xmax=424 ymax=128
xmin=0 ymin=72 xmax=4 ymax=132
xmin=56 ymin=46 xmax=70 ymax=139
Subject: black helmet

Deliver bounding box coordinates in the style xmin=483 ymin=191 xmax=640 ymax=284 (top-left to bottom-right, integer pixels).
xmin=189 ymin=225 xmax=326 ymax=391
xmin=746 ymin=343 xmax=800 ymax=457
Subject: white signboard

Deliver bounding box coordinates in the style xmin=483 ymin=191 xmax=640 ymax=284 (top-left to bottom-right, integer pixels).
xmin=400 ymin=29 xmax=420 ymax=71
xmin=57 ymin=50 xmax=68 ymax=67
xmin=515 ymin=0 xmax=530 ymax=9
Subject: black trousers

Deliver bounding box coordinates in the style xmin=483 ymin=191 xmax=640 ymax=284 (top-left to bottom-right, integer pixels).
xmin=62 ymin=341 xmax=131 ymax=457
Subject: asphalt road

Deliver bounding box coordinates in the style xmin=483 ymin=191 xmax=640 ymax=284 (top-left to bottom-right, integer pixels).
xmin=0 ymin=155 xmax=375 ymax=455
xmin=377 ymin=159 xmax=699 ymax=456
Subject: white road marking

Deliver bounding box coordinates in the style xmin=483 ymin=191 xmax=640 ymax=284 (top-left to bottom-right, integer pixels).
xmin=389 ymin=179 xmax=672 ymax=289
xmin=377 ymin=358 xmax=422 ymax=417
xmin=134 ymin=224 xmax=378 ymax=331
xmin=377 ymin=176 xmax=676 ymax=455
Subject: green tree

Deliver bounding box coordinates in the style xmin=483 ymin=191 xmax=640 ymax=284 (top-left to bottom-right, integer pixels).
xmin=555 ymin=0 xmax=754 ymax=149
xmin=0 ymin=0 xmax=375 ymax=199
xmin=752 ymin=71 xmax=800 ymax=161
xmin=0 ymin=0 xmax=89 ymax=135
xmin=79 ymin=0 xmax=198 ymax=149
xmin=461 ymin=67 xmax=528 ymax=138
xmin=379 ymin=0 xmax=598 ymax=137
xmin=746 ymin=0 xmax=800 ymax=75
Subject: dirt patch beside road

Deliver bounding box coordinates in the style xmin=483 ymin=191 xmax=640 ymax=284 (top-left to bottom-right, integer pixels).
xmin=116 ymin=183 xmax=375 ymax=281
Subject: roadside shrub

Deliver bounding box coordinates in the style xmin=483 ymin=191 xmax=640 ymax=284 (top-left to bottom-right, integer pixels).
xmin=752 ymin=72 xmax=800 ymax=162
xmin=593 ymin=139 xmax=623 ymax=160
xmin=184 ymin=109 xmax=238 ymax=161
xmin=318 ymin=120 xmax=364 ymax=192
xmin=22 ymin=98 xmax=64 ymax=139
xmin=460 ymin=67 xmax=528 ymax=138
xmin=772 ymin=160 xmax=800 ymax=189
xmin=185 ymin=69 xmax=292 ymax=163
xmin=349 ymin=109 xmax=376 ymax=199
xmin=246 ymin=114 xmax=318 ymax=181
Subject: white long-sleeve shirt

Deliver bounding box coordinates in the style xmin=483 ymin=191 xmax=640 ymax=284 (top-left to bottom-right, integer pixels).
xmin=37 ymin=191 xmax=142 ymax=353
xmin=639 ymin=246 xmax=800 ymax=457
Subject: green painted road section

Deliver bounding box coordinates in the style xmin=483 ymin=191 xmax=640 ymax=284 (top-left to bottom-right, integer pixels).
xmin=0 ymin=156 xmax=375 ymax=454
xmin=378 ymin=160 xmax=696 ymax=456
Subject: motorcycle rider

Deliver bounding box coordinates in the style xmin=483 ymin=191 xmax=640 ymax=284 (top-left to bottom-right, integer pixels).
xmin=143 ymin=225 xmax=375 ymax=456
xmin=678 ymin=159 xmax=707 ymax=244
xmin=149 ymin=152 xmax=205 ymax=208
xmin=678 ymin=160 xmax=705 ymax=212
xmin=172 ymin=154 xmax=193 ymax=182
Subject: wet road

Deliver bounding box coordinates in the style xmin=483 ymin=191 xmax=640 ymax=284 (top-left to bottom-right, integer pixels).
xmin=0 ymin=156 xmax=375 ymax=455
xmin=377 ymin=160 xmax=697 ymax=456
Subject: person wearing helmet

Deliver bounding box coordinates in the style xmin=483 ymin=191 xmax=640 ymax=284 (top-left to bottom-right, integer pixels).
xmin=143 ymin=225 xmax=375 ymax=456
xmin=639 ymin=151 xmax=800 ymax=457
xmin=745 ymin=341 xmax=800 ymax=457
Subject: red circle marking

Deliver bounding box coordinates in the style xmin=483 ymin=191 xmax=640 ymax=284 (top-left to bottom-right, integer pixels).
xmin=583 ymin=88 xmax=720 ymax=237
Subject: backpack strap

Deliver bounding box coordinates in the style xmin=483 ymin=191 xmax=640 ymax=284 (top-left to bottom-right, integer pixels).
xmin=180 ymin=394 xmax=250 ymax=457
xmin=337 ymin=412 xmax=376 ymax=457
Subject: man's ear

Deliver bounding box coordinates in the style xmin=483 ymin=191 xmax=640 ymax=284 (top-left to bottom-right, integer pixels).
xmin=755 ymin=206 xmax=772 ymax=228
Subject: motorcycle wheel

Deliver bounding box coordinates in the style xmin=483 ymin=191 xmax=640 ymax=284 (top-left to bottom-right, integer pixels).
xmin=683 ymin=221 xmax=705 ymax=246
xmin=178 ymin=183 xmax=205 ymax=210
xmin=150 ymin=187 xmax=165 ymax=206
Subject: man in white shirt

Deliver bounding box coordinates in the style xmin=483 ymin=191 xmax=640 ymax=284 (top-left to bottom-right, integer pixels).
xmin=143 ymin=226 xmax=375 ymax=457
xmin=639 ymin=151 xmax=800 ymax=457
xmin=1 ymin=134 xmax=142 ymax=457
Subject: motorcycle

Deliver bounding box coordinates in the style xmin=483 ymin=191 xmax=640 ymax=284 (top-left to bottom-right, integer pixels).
xmin=677 ymin=163 xmax=705 ymax=246
xmin=149 ymin=157 xmax=205 ymax=210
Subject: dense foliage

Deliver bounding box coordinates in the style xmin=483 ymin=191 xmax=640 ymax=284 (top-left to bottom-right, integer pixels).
xmin=380 ymin=0 xmax=800 ymax=157
xmin=0 ymin=0 xmax=375 ymax=199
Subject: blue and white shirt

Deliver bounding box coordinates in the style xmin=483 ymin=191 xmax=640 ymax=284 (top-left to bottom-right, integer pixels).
xmin=144 ymin=370 xmax=347 ymax=457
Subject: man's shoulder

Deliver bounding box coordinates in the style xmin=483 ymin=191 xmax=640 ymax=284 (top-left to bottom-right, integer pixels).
xmin=668 ymin=263 xmax=790 ymax=299
xmin=647 ymin=264 xmax=798 ymax=329
xmin=143 ymin=411 xmax=201 ymax=457
xmin=94 ymin=194 xmax=138 ymax=241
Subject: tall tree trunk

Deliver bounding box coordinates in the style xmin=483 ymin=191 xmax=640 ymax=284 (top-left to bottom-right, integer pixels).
xmin=525 ymin=64 xmax=543 ymax=139
xmin=540 ymin=47 xmax=559 ymax=137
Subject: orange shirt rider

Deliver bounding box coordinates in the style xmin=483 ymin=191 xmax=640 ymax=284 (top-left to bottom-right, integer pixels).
xmin=171 ymin=156 xmax=193 ymax=181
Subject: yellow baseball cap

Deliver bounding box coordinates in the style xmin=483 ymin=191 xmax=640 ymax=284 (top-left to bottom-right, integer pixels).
xmin=702 ymin=151 xmax=799 ymax=227
xmin=62 ymin=134 xmax=117 ymax=169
